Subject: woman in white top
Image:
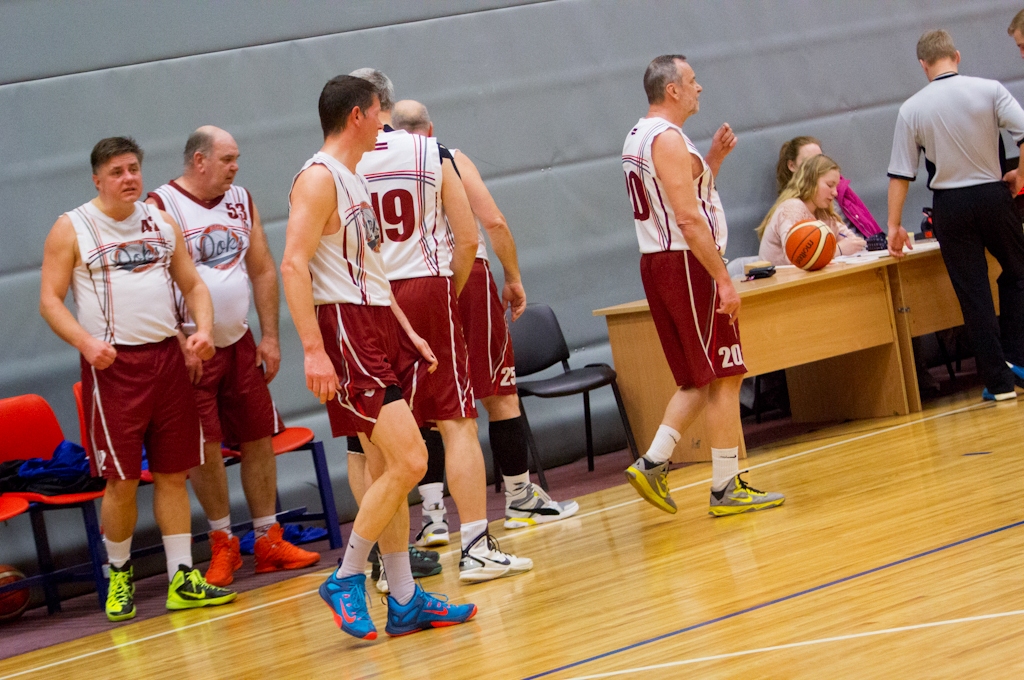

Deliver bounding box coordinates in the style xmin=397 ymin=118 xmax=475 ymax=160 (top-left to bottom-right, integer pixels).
xmin=756 ymin=154 xmax=866 ymax=266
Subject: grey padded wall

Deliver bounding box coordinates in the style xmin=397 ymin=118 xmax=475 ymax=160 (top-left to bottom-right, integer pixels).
xmin=2 ymin=0 xmax=1022 ymax=573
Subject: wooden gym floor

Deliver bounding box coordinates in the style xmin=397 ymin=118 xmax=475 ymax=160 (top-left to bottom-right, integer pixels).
xmin=1 ymin=389 xmax=1023 ymax=679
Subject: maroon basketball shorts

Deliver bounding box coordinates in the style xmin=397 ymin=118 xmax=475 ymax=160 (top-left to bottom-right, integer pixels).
xmin=317 ymin=302 xmax=428 ymax=438
xmin=458 ymin=259 xmax=518 ymax=399
xmin=80 ymin=336 xmax=203 ymax=480
xmin=391 ymin=275 xmax=478 ymax=422
xmin=192 ymin=329 xmax=275 ymax=446
xmin=640 ymin=250 xmax=747 ymax=389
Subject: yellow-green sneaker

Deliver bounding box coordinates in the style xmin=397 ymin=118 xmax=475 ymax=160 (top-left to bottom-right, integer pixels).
xmin=166 ymin=565 xmax=237 ymax=610
xmin=625 ymin=458 xmax=677 ymax=514
xmin=106 ymin=562 xmax=136 ymax=622
xmin=709 ymin=473 xmax=785 ymax=516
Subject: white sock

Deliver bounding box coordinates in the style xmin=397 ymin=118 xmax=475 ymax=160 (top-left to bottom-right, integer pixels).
xmin=711 ymin=447 xmax=740 ymax=491
xmin=381 ymin=552 xmax=416 ymax=606
xmin=162 ymin=533 xmax=193 ymax=581
xmin=209 ymin=515 xmax=232 ymax=538
xmin=460 ymin=519 xmax=489 ymax=553
xmin=338 ymin=531 xmax=374 ymax=578
xmin=104 ymin=536 xmax=132 ymax=569
xmin=419 ymin=482 xmax=444 ymax=510
xmin=253 ymin=515 xmax=276 ymax=539
xmin=643 ymin=425 xmax=681 ymax=465
xmin=503 ymin=472 xmax=531 ymax=498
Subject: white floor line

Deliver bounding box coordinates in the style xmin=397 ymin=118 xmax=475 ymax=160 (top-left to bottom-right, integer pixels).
xmin=0 ymin=401 xmax=991 ymax=679
xmin=0 ymin=588 xmax=320 ymax=680
xmin=563 ymin=608 xmax=1024 ymax=679
xmin=497 ymin=401 xmax=990 ymax=543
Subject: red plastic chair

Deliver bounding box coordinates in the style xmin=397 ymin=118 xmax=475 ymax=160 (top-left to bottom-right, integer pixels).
xmin=0 ymin=495 xmax=30 ymax=522
xmin=0 ymin=394 xmax=107 ymax=612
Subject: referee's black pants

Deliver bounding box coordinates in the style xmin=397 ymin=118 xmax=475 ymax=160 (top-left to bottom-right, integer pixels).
xmin=932 ymin=182 xmax=1024 ymax=394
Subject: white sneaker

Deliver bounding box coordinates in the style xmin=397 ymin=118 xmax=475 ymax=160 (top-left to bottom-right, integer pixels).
xmin=459 ymin=531 xmax=533 ymax=583
xmin=504 ymin=483 xmax=580 ymax=529
xmin=415 ymin=504 xmax=450 ymax=547
xmin=375 ymin=565 xmax=389 ymax=594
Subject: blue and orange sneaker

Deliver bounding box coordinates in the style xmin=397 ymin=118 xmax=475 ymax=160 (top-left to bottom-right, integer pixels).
xmin=385 ymin=584 xmax=477 ymax=637
xmin=319 ymin=569 xmax=377 ymax=640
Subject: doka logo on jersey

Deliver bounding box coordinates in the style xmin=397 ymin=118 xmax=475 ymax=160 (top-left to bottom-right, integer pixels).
xmin=360 ymin=202 xmax=381 ymax=252
xmin=193 ymin=224 xmax=247 ymax=269
xmin=105 ymin=240 xmax=163 ymax=273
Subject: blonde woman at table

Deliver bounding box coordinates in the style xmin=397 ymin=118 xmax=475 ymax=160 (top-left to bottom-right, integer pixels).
xmin=756 ymin=154 xmax=866 ymax=266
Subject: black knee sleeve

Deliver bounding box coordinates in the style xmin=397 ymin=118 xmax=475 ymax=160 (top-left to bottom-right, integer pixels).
xmin=419 ymin=427 xmax=446 ymax=485
xmin=489 ymin=416 xmax=530 ymax=477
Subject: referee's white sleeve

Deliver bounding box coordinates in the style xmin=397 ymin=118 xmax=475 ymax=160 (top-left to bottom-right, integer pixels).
xmin=887 ymin=111 xmax=919 ymax=180
xmin=995 ymin=82 xmax=1024 ymax=146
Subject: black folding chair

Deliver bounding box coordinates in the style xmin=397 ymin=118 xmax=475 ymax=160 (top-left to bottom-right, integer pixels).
xmin=508 ymin=304 xmax=640 ymax=487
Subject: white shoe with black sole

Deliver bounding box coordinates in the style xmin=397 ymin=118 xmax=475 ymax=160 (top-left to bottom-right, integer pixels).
xmin=415 ymin=505 xmax=450 ymax=547
xmin=504 ymin=483 xmax=580 ymax=529
xmin=459 ymin=532 xmax=533 ymax=583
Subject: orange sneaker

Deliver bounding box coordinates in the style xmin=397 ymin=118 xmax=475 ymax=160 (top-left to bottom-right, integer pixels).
xmin=205 ymin=530 xmax=242 ymax=587
xmin=254 ymin=524 xmax=321 ymax=573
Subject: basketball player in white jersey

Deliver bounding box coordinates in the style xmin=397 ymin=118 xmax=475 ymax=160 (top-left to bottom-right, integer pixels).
xmin=282 ymin=75 xmax=476 ymax=639
xmin=621 ymin=55 xmax=785 ymax=516
xmin=389 ymin=99 xmax=579 ymax=534
xmin=147 ymin=127 xmax=319 ymax=586
xmin=40 ymin=137 xmax=237 ymax=621
xmin=353 ymin=71 xmax=532 ymax=584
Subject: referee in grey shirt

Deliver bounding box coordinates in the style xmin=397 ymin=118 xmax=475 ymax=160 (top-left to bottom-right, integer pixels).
xmin=888 ymin=29 xmax=1024 ymax=401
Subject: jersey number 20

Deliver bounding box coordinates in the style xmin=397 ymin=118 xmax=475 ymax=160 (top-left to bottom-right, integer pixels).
xmin=626 ymin=171 xmax=650 ymax=221
xmin=718 ymin=344 xmax=743 ymax=369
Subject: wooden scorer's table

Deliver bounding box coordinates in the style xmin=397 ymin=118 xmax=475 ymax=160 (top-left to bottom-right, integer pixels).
xmin=595 ymin=258 xmax=909 ymax=463
xmin=595 ymin=243 xmax=1003 ymax=463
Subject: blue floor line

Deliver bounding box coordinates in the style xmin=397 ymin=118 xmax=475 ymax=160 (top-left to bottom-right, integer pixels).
xmin=524 ymin=518 xmax=1024 ymax=679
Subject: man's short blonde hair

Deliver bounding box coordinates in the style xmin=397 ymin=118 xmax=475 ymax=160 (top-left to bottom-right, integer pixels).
xmin=916 ymin=30 xmax=957 ymax=64
xmin=1008 ymin=9 xmax=1024 ymax=36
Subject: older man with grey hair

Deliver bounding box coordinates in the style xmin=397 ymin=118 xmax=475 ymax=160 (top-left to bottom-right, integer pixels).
xmin=348 ymin=68 xmax=395 ymax=111
xmin=147 ymin=126 xmax=320 ymax=586
xmin=390 ymin=98 xmax=580 ymax=535
xmin=353 ymin=74 xmax=535 ymax=585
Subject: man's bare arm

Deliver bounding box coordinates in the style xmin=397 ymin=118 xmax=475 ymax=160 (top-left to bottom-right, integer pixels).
xmin=165 ymin=212 xmax=215 ymax=360
xmin=886 ymin=177 xmax=913 ymax=259
xmin=452 ymin=150 xmax=526 ymax=320
xmin=439 ymin=158 xmax=477 ymax=295
xmin=280 ymin=165 xmax=340 ymax=403
xmin=245 ymin=203 xmax=282 ymax=382
xmin=651 ymin=131 xmax=739 ymax=318
xmin=39 ymin=215 xmax=118 ymax=368
xmin=704 ymin=123 xmax=737 ymax=178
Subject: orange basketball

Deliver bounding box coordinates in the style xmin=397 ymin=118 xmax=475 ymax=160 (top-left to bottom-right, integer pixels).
xmin=0 ymin=565 xmax=29 ymax=621
xmin=785 ymin=220 xmax=836 ymax=271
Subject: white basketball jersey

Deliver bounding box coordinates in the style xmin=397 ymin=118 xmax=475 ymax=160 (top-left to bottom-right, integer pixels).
xmin=67 ymin=201 xmax=179 ymax=345
xmin=290 ymin=152 xmax=391 ymax=306
xmin=474 ymin=223 xmax=489 ymax=261
xmin=622 ymin=116 xmax=728 ymax=254
xmin=357 ymin=129 xmax=453 ymax=280
xmin=149 ymin=182 xmax=252 ymax=348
